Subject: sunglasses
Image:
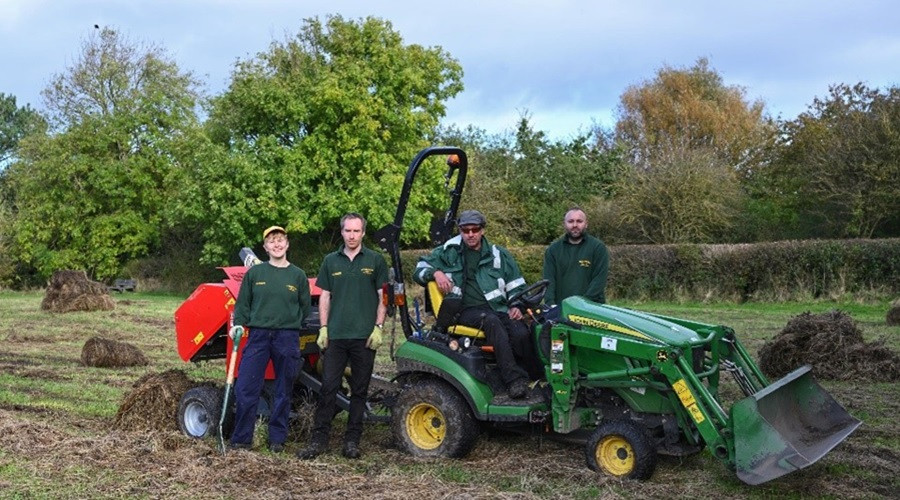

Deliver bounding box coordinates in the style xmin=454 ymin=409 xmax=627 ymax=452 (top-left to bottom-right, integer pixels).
xmin=460 ymin=226 xmax=483 ymax=235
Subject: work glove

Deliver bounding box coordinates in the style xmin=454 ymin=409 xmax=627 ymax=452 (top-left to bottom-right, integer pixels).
xmin=316 ymin=326 xmax=328 ymax=350
xmin=366 ymin=325 xmax=383 ymax=350
xmin=229 ymin=325 xmax=244 ymax=342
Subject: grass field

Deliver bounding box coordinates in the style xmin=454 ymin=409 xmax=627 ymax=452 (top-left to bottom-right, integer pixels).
xmin=0 ymin=290 xmax=897 ymax=498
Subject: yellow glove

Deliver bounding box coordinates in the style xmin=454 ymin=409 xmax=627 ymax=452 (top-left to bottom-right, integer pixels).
xmin=316 ymin=326 xmax=328 ymax=350
xmin=366 ymin=325 xmax=383 ymax=350
xmin=229 ymin=325 xmax=244 ymax=342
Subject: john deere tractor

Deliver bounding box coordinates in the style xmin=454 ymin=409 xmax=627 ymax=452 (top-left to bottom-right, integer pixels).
xmin=373 ymin=147 xmax=860 ymax=484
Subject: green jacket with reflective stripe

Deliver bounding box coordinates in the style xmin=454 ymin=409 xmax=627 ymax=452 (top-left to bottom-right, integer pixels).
xmin=414 ymin=235 xmax=526 ymax=313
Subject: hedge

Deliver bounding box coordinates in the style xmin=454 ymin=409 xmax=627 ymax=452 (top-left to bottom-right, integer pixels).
xmin=401 ymin=238 xmax=900 ymax=302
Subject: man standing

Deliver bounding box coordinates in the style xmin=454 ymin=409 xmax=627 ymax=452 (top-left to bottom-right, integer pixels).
xmin=230 ymin=225 xmax=311 ymax=453
xmin=543 ymin=208 xmax=610 ymax=305
xmin=297 ymin=213 xmax=388 ymax=460
xmin=413 ymin=210 xmax=538 ymax=398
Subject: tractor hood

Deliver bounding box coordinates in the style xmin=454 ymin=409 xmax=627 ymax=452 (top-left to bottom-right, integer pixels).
xmin=560 ymin=296 xmax=711 ymax=347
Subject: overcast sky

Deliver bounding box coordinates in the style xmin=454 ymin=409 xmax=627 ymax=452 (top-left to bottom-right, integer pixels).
xmin=2 ymin=0 xmax=899 ymax=140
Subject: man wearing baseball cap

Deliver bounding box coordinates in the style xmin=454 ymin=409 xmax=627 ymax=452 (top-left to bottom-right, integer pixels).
xmin=413 ymin=210 xmax=538 ymax=399
xmin=229 ymin=225 xmax=311 ymax=453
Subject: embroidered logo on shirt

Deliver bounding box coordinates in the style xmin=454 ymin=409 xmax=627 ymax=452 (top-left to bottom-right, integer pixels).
xmin=332 ymin=271 xmax=342 ymax=276
xmin=361 ymin=267 xmax=374 ymax=275
xmin=579 ymin=260 xmax=591 ymax=268
xmin=255 ymin=281 xmax=266 ymax=285
xmin=287 ymin=284 xmax=297 ymax=292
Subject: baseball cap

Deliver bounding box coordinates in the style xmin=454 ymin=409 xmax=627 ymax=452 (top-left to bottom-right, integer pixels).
xmin=263 ymin=225 xmax=286 ymax=239
xmin=457 ymin=210 xmax=486 ymax=227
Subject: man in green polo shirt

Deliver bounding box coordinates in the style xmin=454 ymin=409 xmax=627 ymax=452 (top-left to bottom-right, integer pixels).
xmin=543 ymin=207 xmax=610 ymax=305
xmin=297 ymin=213 xmax=388 ymax=460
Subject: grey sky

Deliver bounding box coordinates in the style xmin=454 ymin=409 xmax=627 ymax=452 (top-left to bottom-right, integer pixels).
xmin=2 ymin=0 xmax=898 ymax=139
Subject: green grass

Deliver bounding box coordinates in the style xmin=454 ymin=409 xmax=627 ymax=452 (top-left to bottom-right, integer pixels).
xmin=0 ymin=290 xmax=897 ymax=498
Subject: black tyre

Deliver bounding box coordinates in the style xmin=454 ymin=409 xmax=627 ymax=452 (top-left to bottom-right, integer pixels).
xmin=391 ymin=379 xmax=479 ymax=458
xmin=585 ymin=420 xmax=657 ymax=480
xmin=178 ymin=385 xmax=227 ymax=438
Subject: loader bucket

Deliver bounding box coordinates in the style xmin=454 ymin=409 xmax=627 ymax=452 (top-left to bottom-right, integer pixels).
xmin=730 ymin=365 xmax=861 ymax=485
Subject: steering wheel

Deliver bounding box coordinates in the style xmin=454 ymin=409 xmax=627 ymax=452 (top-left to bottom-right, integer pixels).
xmin=508 ymin=279 xmax=550 ymax=312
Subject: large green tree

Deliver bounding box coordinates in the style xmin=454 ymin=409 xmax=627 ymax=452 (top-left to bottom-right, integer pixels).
xmin=0 ymin=93 xmax=45 ymax=165
xmin=766 ymin=83 xmax=900 ymax=238
xmin=181 ymin=15 xmax=463 ymax=264
xmin=5 ymin=28 xmax=201 ymax=280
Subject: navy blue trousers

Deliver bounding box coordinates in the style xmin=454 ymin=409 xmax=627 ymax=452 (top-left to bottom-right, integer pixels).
xmin=310 ymin=338 xmax=375 ymax=445
xmin=230 ymin=328 xmax=300 ymax=446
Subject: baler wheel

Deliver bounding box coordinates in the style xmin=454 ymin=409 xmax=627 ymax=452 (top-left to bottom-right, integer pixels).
xmin=177 ymin=385 xmax=232 ymax=438
xmin=392 ymin=379 xmax=478 ymax=458
xmin=586 ymin=420 xmax=657 ymax=480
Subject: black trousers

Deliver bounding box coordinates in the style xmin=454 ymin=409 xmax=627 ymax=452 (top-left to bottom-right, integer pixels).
xmin=457 ymin=306 xmax=540 ymax=384
xmin=310 ymin=338 xmax=375 ymax=445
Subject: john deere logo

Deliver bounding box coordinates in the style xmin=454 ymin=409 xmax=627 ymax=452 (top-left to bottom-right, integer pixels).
xmin=579 ymin=259 xmax=591 ymax=267
xmin=361 ymin=267 xmax=374 ymax=275
xmin=332 ymin=271 xmax=342 ymax=276
xmin=287 ymin=285 xmax=297 ymax=292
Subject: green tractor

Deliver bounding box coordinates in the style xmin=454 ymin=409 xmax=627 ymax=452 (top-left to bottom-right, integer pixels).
xmin=372 ymin=147 xmax=860 ymax=484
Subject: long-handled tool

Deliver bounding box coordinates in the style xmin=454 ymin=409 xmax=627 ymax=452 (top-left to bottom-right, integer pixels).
xmin=218 ymin=325 xmax=244 ymax=454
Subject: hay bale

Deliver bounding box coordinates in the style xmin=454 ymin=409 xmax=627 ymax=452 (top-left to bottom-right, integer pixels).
xmin=81 ymin=337 xmax=149 ymax=368
xmin=114 ymin=370 xmax=195 ymax=431
xmin=759 ymin=310 xmax=900 ymax=382
xmin=887 ymin=298 xmax=900 ymax=326
xmin=41 ymin=270 xmax=115 ymax=313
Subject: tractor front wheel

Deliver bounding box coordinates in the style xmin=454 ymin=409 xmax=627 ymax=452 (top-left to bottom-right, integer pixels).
xmin=392 ymin=379 xmax=478 ymax=458
xmin=586 ymin=420 xmax=657 ymax=480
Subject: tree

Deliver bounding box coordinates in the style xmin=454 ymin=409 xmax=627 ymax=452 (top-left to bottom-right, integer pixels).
xmin=184 ymin=15 xmax=463 ymax=264
xmin=614 ymin=147 xmax=744 ymax=243
xmin=616 ymin=57 xmax=774 ymax=174
xmin=611 ymin=58 xmax=775 ymax=243
xmin=767 ymin=83 xmax=900 ymax=238
xmin=0 ymin=93 xmax=45 ymax=165
xmin=5 ymin=28 xmax=201 ymax=280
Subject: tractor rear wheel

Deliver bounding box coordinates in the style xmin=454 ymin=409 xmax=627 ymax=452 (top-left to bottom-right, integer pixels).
xmin=392 ymin=379 xmax=478 ymax=458
xmin=177 ymin=385 xmax=232 ymax=438
xmin=586 ymin=420 xmax=657 ymax=480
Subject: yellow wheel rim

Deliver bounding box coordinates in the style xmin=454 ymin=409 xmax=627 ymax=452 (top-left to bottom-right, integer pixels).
xmin=405 ymin=402 xmax=446 ymax=450
xmin=597 ymin=435 xmax=635 ymax=476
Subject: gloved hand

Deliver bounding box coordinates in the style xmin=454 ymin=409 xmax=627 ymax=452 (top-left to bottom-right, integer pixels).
xmin=316 ymin=326 xmax=328 ymax=350
xmin=366 ymin=325 xmax=383 ymax=350
xmin=229 ymin=325 xmax=244 ymax=342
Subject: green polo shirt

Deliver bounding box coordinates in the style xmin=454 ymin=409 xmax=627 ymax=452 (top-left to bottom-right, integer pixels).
xmin=316 ymin=245 xmax=389 ymax=340
xmin=233 ymin=262 xmax=311 ymax=329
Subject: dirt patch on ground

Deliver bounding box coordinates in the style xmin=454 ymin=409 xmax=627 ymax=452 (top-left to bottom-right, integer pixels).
xmin=41 ymin=270 xmax=115 ymax=313
xmin=759 ymin=310 xmax=900 ymax=381
xmin=81 ymin=336 xmax=149 ymax=368
xmin=113 ymin=370 xmax=194 ymax=432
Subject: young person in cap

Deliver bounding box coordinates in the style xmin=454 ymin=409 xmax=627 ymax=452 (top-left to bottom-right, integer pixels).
xmin=413 ymin=209 xmax=539 ymax=399
xmin=230 ymin=225 xmax=311 ymax=453
xmin=297 ymin=213 xmax=388 ymax=460
xmin=542 ymin=207 xmax=609 ymax=305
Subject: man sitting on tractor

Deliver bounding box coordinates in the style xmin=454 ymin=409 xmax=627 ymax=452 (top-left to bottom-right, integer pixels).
xmin=414 ymin=210 xmax=540 ymax=398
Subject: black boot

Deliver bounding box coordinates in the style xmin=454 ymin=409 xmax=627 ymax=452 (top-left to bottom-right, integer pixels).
xmin=295 ymin=439 xmax=326 ymax=460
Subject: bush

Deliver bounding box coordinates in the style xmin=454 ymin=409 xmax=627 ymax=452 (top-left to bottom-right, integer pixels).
xmin=403 ymin=238 xmax=900 ymax=302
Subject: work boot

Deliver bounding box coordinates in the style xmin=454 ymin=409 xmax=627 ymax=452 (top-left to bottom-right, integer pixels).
xmin=228 ymin=441 xmax=251 ymax=451
xmin=295 ymin=440 xmax=326 ymax=460
xmin=268 ymin=442 xmax=285 ymax=453
xmin=508 ymin=379 xmax=529 ymax=399
xmin=342 ymin=441 xmax=361 ymax=459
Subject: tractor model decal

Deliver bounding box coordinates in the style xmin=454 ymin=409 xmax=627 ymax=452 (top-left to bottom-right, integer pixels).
xmin=568 ymin=314 xmax=653 ymax=341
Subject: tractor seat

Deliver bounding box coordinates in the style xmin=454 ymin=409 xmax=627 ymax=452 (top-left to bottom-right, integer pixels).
xmin=427 ymin=281 xmax=485 ymax=339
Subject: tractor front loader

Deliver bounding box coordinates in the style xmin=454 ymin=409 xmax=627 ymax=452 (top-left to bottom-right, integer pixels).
xmin=378 ymin=146 xmax=860 ymax=485
xmin=545 ymin=296 xmax=860 ymax=484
